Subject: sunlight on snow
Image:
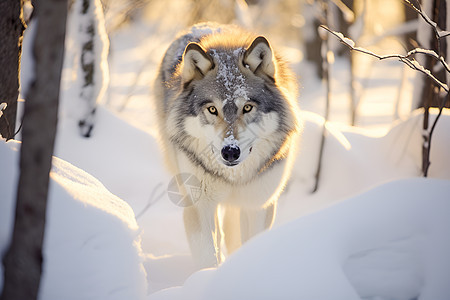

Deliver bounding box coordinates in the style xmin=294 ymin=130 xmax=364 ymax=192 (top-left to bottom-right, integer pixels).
xmin=50 ymin=157 xmax=139 ymax=230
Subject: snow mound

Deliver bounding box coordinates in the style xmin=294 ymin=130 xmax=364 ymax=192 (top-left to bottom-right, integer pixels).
xmin=280 ymin=110 xmax=450 ymax=222
xmin=0 ymin=141 xmax=147 ymax=300
xmin=150 ymin=178 xmax=450 ymax=300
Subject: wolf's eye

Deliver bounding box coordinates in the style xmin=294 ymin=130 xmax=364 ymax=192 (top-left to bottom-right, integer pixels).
xmin=207 ymin=106 xmax=218 ymax=115
xmin=243 ymin=104 xmax=253 ymax=114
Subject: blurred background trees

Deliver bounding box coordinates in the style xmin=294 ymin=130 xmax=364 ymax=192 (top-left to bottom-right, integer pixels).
xmin=100 ymin=0 xmax=444 ymax=115
xmin=100 ymin=0 xmax=449 ymax=183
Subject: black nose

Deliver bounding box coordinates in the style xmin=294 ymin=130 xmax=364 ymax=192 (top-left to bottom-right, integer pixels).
xmin=221 ymin=145 xmax=240 ymax=162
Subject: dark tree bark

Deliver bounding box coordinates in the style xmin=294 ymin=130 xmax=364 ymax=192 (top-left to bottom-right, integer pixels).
xmin=305 ymin=17 xmax=324 ymax=79
xmin=313 ymin=0 xmax=331 ymax=193
xmin=415 ymin=0 xmax=448 ymax=176
xmin=0 ymin=0 xmax=26 ymax=140
xmin=417 ymin=0 xmax=448 ymax=109
xmin=0 ymin=0 xmax=68 ymax=299
xmin=404 ymin=0 xmax=419 ymax=49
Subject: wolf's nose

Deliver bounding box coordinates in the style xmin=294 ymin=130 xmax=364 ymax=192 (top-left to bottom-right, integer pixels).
xmin=221 ymin=145 xmax=240 ymax=163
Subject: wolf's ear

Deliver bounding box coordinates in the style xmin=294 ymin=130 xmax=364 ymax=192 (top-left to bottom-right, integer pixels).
xmin=243 ymin=36 xmax=275 ymax=80
xmin=182 ymin=43 xmax=214 ymax=84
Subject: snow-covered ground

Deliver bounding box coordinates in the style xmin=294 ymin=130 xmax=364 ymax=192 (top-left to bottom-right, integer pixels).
xmin=0 ymin=141 xmax=147 ymax=299
xmin=2 ymin=13 xmax=450 ymax=300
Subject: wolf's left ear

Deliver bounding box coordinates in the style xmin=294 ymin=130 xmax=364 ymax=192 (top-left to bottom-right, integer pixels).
xmin=243 ymin=36 xmax=275 ymax=80
xmin=182 ymin=42 xmax=214 ymax=84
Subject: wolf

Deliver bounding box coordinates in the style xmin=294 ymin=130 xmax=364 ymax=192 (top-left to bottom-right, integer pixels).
xmin=154 ymin=23 xmax=301 ymax=268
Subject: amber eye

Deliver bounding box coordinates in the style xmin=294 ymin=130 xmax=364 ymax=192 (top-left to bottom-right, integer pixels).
xmin=243 ymin=104 xmax=253 ymax=114
xmin=207 ymin=106 xmax=218 ymax=115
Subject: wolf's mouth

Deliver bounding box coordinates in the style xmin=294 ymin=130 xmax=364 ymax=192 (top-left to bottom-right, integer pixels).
xmin=223 ymin=161 xmax=239 ymax=167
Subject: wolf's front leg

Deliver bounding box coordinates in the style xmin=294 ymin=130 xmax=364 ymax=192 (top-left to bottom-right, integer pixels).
xmin=240 ymin=202 xmax=276 ymax=244
xmin=184 ymin=200 xmax=223 ymax=269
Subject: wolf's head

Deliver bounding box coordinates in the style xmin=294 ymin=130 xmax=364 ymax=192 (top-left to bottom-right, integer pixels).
xmin=167 ymin=32 xmax=300 ymax=184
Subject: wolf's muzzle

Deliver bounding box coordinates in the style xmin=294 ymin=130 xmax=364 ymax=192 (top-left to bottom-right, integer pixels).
xmin=221 ymin=145 xmax=240 ymax=165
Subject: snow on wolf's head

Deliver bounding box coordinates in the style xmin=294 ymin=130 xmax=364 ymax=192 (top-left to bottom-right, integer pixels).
xmin=167 ymin=27 xmax=301 ymax=184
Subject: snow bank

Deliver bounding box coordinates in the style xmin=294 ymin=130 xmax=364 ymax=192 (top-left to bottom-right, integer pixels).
xmin=0 ymin=141 xmax=147 ymax=300
xmin=150 ymin=178 xmax=450 ymax=300
xmin=279 ymin=109 xmax=450 ymax=222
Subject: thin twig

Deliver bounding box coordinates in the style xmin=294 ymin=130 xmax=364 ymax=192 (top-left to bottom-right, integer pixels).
xmin=319 ymin=25 xmax=449 ymax=93
xmin=425 ymin=93 xmax=449 ymax=176
xmin=136 ymin=182 xmax=165 ymax=219
xmin=405 ymin=48 xmax=450 ymax=73
xmin=439 ymin=31 xmax=450 ymax=39
xmin=403 ymin=0 xmax=441 ymax=55
xmin=321 ymin=0 xmax=450 ymax=178
xmin=312 ymin=0 xmax=331 ymax=193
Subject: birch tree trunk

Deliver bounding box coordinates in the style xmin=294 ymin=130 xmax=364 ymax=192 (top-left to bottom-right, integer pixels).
xmin=0 ymin=0 xmax=26 ymax=140
xmin=0 ymin=0 xmax=68 ymax=299
xmin=71 ymin=0 xmax=109 ymax=137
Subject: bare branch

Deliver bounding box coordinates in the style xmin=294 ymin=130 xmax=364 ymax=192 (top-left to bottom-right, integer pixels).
xmin=404 ymin=0 xmax=437 ymax=29
xmin=406 ymin=48 xmax=450 ymax=73
xmin=322 ymin=0 xmax=449 ymax=178
xmin=403 ymin=0 xmax=448 ymax=55
xmin=319 ymin=25 xmax=449 ymax=93
xmin=439 ymin=31 xmax=450 ymax=38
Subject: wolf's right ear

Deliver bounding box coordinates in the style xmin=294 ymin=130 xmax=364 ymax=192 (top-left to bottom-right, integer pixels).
xmin=182 ymin=43 xmax=214 ymax=84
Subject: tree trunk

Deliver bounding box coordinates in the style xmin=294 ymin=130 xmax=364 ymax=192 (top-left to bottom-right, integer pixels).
xmin=0 ymin=0 xmax=68 ymax=299
xmin=0 ymin=0 xmax=26 ymax=140
xmin=416 ymin=0 xmax=448 ymax=109
xmin=404 ymin=0 xmax=418 ymax=50
xmin=313 ymin=0 xmax=331 ymax=193
xmin=413 ymin=0 xmax=448 ymax=176
xmin=73 ymin=0 xmax=109 ymax=137
xmin=303 ymin=1 xmax=324 ymax=79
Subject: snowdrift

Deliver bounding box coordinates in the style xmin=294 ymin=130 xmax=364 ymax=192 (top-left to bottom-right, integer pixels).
xmin=0 ymin=141 xmax=147 ymax=300
xmin=150 ymin=178 xmax=450 ymax=300
xmin=279 ymin=109 xmax=450 ymax=223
